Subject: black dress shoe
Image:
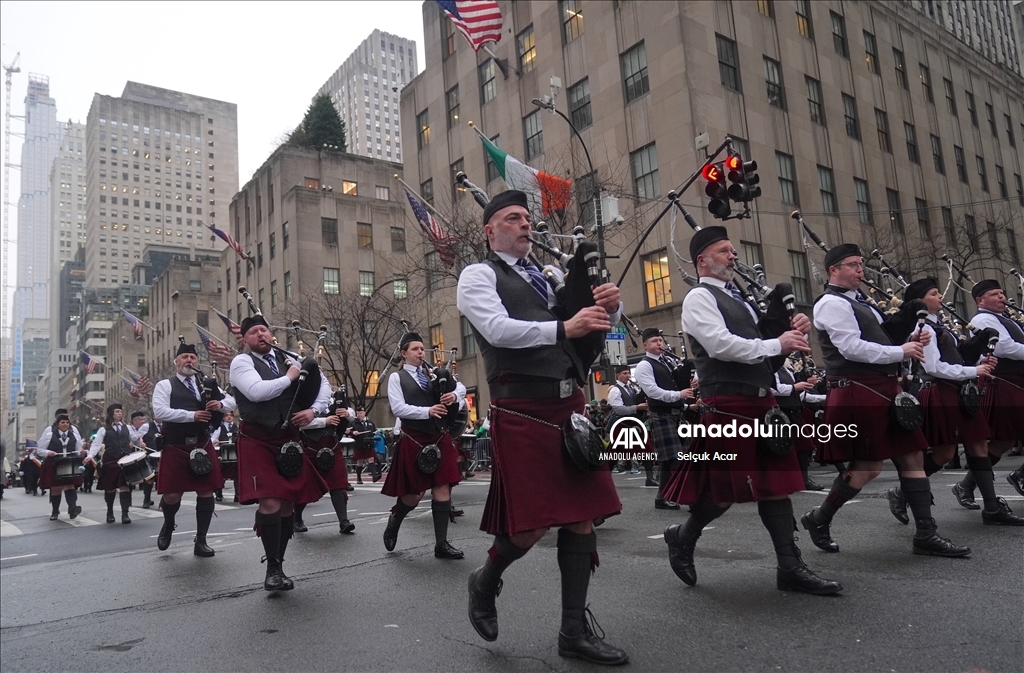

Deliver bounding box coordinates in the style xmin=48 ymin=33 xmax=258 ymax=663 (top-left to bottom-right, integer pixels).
xmin=193 ymin=537 xmax=215 ymax=557
xmin=435 ymin=541 xmax=465 ymax=559
xmin=557 ymin=611 xmax=629 ymax=666
xmin=106 ymin=513 xmax=116 ymax=524
xmin=121 ymin=513 xmax=131 ymax=524
xmin=952 ymin=483 xmax=980 ymax=510
xmin=49 ymin=513 xmax=59 ymax=521
xmin=69 ymin=505 xmax=81 ymax=520
xmin=157 ymin=522 xmax=175 ymax=550
xmin=644 ymin=478 xmax=659 ymax=487
xmin=383 ymin=512 xmax=401 ymax=551
xmin=339 ymin=519 xmax=355 ymax=534
xmin=464 ymin=471 xmax=475 ymax=479
xmin=293 ymin=519 xmax=308 ymax=533
xmin=592 ymin=516 xmax=606 ymax=527
xmin=451 ymin=508 xmax=465 ymax=517
xmin=264 ymin=559 xmax=294 ymax=591
xmin=800 ymin=511 xmax=839 ymax=553
xmin=1007 ymin=472 xmax=1024 ymax=498
xmin=803 ymin=478 xmax=824 ymax=491
xmin=654 ymin=498 xmax=681 ymax=510
xmin=467 ymin=567 xmax=501 ymax=642
xmin=356 ymin=477 xmax=363 ymax=485
xmin=664 ymin=524 xmax=697 ymax=586
xmin=345 ymin=484 xmax=355 ymax=492
xmin=142 ymin=500 xmax=153 ymax=509
xmin=777 ymin=564 xmax=843 ymax=595
xmin=913 ymin=520 xmax=970 ymax=557
xmin=982 ymin=498 xmax=1024 ymax=526
xmin=886 ymin=487 xmax=909 ymax=525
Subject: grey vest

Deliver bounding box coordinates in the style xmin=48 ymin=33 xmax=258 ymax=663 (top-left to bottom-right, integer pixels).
xmin=814 ymin=290 xmax=898 ymax=376
xmin=103 ymin=423 xmax=133 ymax=461
xmin=687 ymin=285 xmax=774 ymax=391
xmin=647 ymin=358 xmax=683 ymax=412
xmin=233 ymin=352 xmax=297 ymax=430
xmin=162 ymin=376 xmax=209 ymax=442
xmin=396 ymin=369 xmax=445 ymax=435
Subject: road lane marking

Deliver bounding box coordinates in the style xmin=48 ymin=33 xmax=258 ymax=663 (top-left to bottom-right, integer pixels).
xmin=1 ymin=553 xmax=37 ymax=561
xmin=63 ymin=516 xmax=101 ymax=527
xmin=647 ymin=527 xmax=715 ymax=540
xmin=0 ymin=520 xmax=23 ymax=537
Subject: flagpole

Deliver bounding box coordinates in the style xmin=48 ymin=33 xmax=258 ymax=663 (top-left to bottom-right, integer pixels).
xmin=481 ymin=45 xmax=516 ymax=78
xmin=79 ymin=350 xmax=106 ymax=369
xmin=393 ymin=175 xmax=455 ymax=229
xmin=193 ymin=322 xmax=233 ymax=349
xmin=123 ymin=309 xmax=158 ymax=333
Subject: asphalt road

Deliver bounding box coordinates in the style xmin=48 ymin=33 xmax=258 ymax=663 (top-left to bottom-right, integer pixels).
xmin=1 ymin=460 xmax=1021 ymax=673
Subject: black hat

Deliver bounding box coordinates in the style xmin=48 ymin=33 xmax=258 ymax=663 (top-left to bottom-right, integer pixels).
xmin=641 ymin=327 xmax=662 ymax=342
xmin=106 ymin=403 xmax=123 ymax=415
xmin=356 ymin=406 xmax=366 ymax=412
xmin=971 ymin=279 xmax=1001 ymax=301
xmin=483 ymin=189 xmax=529 ymax=226
xmin=399 ymin=331 xmax=422 ymax=349
xmin=903 ymin=278 xmax=939 ymax=303
xmin=176 ymin=341 xmax=197 ymax=357
xmin=130 ymin=411 xmax=146 ymax=420
xmin=239 ymin=315 xmax=269 ymax=336
xmin=55 ymin=414 xmax=70 ymax=424
xmin=614 ymin=365 xmax=630 ymax=374
xmin=688 ymin=226 xmax=729 ymax=263
xmin=55 ymin=408 xmax=68 ymax=416
xmin=823 ymin=243 xmax=862 ymax=271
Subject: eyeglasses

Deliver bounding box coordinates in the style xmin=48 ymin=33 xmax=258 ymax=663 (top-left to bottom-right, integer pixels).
xmin=835 ymin=261 xmax=864 ymax=270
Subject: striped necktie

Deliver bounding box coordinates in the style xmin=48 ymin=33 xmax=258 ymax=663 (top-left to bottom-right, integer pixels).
xmin=263 ymin=353 xmax=280 ymax=376
xmin=723 ymin=282 xmax=747 ymax=305
xmin=515 ymin=259 xmax=549 ymax=302
xmin=416 ymin=367 xmax=429 ymax=390
xmin=184 ymin=376 xmax=199 ymax=398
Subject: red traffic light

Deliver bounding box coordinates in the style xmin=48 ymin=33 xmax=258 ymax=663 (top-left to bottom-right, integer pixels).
xmin=702 ymin=163 xmax=724 ymax=183
xmin=725 ymin=154 xmax=743 ymax=172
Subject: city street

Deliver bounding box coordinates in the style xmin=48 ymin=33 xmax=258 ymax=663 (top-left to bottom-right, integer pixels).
xmin=1 ymin=461 xmax=1021 ymax=672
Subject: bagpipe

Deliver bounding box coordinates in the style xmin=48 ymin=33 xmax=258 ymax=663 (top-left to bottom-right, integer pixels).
xmin=423 ymin=345 xmax=468 ymax=438
xmin=177 ymin=335 xmax=225 ymax=430
xmin=942 ymin=255 xmax=1024 ymax=330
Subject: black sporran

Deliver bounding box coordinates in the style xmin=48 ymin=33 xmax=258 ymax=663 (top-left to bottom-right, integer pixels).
xmin=415 ymin=444 xmax=441 ymax=474
xmin=188 ymin=448 xmax=213 ymax=476
xmin=562 ymin=412 xmax=603 ymax=473
xmin=758 ymin=407 xmax=795 ymax=457
xmin=314 ymin=447 xmax=336 ymax=472
xmin=958 ymin=381 xmax=981 ymax=417
xmin=276 ymin=441 xmax=304 ymax=478
xmin=889 ymin=392 xmax=924 ymax=431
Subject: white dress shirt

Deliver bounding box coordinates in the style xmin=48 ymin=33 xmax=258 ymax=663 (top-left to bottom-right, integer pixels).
xmin=812 ymin=288 xmax=906 ymax=365
xmin=456 ymin=250 xmax=623 ymax=349
xmin=388 ymin=364 xmax=467 ymax=421
xmin=681 ymin=277 xmax=782 ymax=363
xmin=229 ymin=352 xmax=331 ymax=413
xmin=37 ymin=424 xmax=82 ymax=449
xmin=971 ymin=310 xmax=1024 ymax=362
xmin=919 ymin=316 xmax=977 ymax=380
xmin=152 ymin=374 xmax=237 ymax=424
xmin=634 ymin=354 xmax=683 ymax=404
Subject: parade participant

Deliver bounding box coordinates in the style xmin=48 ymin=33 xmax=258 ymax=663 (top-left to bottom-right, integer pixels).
xmin=20 ymin=446 xmax=40 ymax=495
xmin=35 ymin=415 xmax=87 ymax=520
xmin=804 ymin=245 xmax=969 ymax=557
xmin=606 ymin=366 xmax=654 ymax=484
xmin=294 ymin=404 xmax=355 ymax=534
xmin=37 ymin=408 xmax=84 ymax=447
xmin=87 ymin=404 xmax=143 ymax=524
xmin=151 ymin=340 xmax=236 ymax=556
xmin=771 ymin=361 xmax=825 ymax=491
xmin=381 ymin=332 xmax=465 ymax=558
xmin=211 ymin=411 xmax=239 ymax=502
xmin=635 ymin=331 xmax=696 ymax=507
xmin=230 ymin=315 xmax=330 ymax=591
xmin=951 ymin=279 xmax=1024 ymax=505
xmin=80 ymin=438 xmax=95 ymax=493
xmin=457 ymin=189 xmax=627 ymax=665
xmin=348 ymin=407 xmax=380 ymax=483
xmin=660 ymin=226 xmax=840 ymax=595
xmin=130 ymin=411 xmax=158 ymax=508
xmin=883 ymin=278 xmax=1022 ymax=526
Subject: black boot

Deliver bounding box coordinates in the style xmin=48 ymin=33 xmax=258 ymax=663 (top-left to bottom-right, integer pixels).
xmin=760 ymin=499 xmax=843 ymax=595
xmin=371 ymin=460 xmax=382 ymax=483
xmin=255 ymin=511 xmax=292 ymax=591
xmin=277 ymin=515 xmax=296 ymax=590
xmin=355 ymin=465 xmax=364 ymax=484
xmin=119 ymin=491 xmax=132 ymax=524
xmin=158 ymin=499 xmax=180 ymax=550
xmin=903 ymin=477 xmax=970 ymax=557
xmin=194 ymin=496 xmax=216 ymax=557
xmin=383 ymin=499 xmax=414 ymax=552
xmin=664 ymin=500 xmax=726 ymax=586
xmin=886 ymin=487 xmax=909 ymax=524
xmin=432 ymin=499 xmax=463 ymax=559
xmin=214 ymin=488 xmax=223 ymax=503
xmin=142 ymin=483 xmax=154 ymax=508
xmin=293 ymin=503 xmax=308 ymax=533
xmin=982 ymin=497 xmax=1024 ymax=525
xmin=64 ymin=489 xmax=81 ymax=519
xmin=330 ymin=489 xmax=354 ymax=534
xmin=49 ymin=494 xmax=61 ymax=520
xmin=105 ymin=491 xmax=116 ymax=523
xmin=468 ymin=536 xmax=529 ymax=642
xmin=643 ymin=461 xmax=658 ymax=487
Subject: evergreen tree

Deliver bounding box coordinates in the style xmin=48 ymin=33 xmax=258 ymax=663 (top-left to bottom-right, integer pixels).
xmin=288 ymin=93 xmax=347 ymax=151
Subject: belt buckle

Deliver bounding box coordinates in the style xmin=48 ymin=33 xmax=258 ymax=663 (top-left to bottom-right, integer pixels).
xmin=185 ymin=437 xmax=199 ymax=446
xmin=559 ymin=379 xmax=573 ymax=399
xmin=758 ymin=387 xmax=767 ymax=397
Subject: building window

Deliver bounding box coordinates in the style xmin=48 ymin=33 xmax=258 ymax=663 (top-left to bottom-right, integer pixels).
xmin=795 ymin=0 xmax=813 ymax=39
xmin=425 ymin=251 xmax=441 ymax=291
xmin=930 ymin=135 xmax=945 ymax=174
xmin=985 ymin=103 xmax=997 ymax=138
xmin=284 ymin=271 xmax=292 ymax=299
xmin=517 ymin=25 xmax=536 ymax=73
xmin=450 ymin=158 xmax=464 ymax=200
xmin=364 ymin=370 xmax=380 ymax=397
xmin=806 ymin=76 xmax=825 ymax=125
xmin=445 ymin=86 xmax=460 ymax=130
xmin=886 ymin=189 xmax=903 ymax=233
xmin=842 ymin=94 xmax=860 ymax=139
xmin=1005 ymin=115 xmax=1016 ymax=147
xmin=268 ymin=232 xmax=276 ymax=259
xmin=966 ymin=91 xmax=977 ymax=126
xmin=393 ymin=277 xmax=408 ymax=299
xmin=1008 ymin=229 xmax=1021 ymax=266
xmin=893 ymin=48 xmax=907 ymax=89
xmin=569 ymin=78 xmax=592 ymax=129
xmin=943 ymin=78 xmax=957 ymax=116
xmin=977 ymin=156 xmax=989 ymax=192
xmin=429 ymin=324 xmax=445 ymax=361
xmin=942 ymin=208 xmax=955 ymax=244
xmin=919 ymin=64 xmax=933 ymax=103
xmin=716 ymin=35 xmax=741 ymax=92
xmin=764 ymin=57 xmax=785 ymax=109
xmin=875 ymin=108 xmax=891 ymax=152
xmin=421 ymin=179 xmax=434 ymax=205
xmin=322 ymin=217 xmax=338 ymax=246
xmin=460 ymin=316 xmax=478 ymax=356
xmin=282 ymin=221 xmax=289 ymax=249
xmin=621 ymin=42 xmax=649 ymax=104
xmin=323 ymin=268 xmax=340 ymax=294
xmin=818 ymin=166 xmax=837 ymax=214
xmin=740 ymin=241 xmax=764 ymax=269
xmin=854 ymin=178 xmax=872 ymax=227
xmin=441 ymin=9 xmax=456 ymax=58
xmin=776 ymin=152 xmax=797 ymax=205
xmin=757 ymin=0 xmax=773 ymax=17
xmin=561 ymin=0 xmax=583 ymax=43
xmin=358 ymin=222 xmax=373 ymax=249
xmin=642 ymin=250 xmax=672 ymax=308
xmin=416 ymin=109 xmax=430 ymax=149
xmin=864 ymin=31 xmax=878 ymax=74
xmin=905 ymin=123 xmax=919 ymax=164
xmin=987 ymin=220 xmax=999 ymax=253
xmin=830 ymin=11 xmax=848 ymax=58
xmin=257 ymin=242 xmax=264 ymax=268
xmin=996 ymin=165 xmax=1007 ymax=199
xmin=965 ymin=214 xmax=978 ymax=244
xmin=479 ymin=60 xmax=497 ymax=105
xmin=631 ymin=143 xmax=660 ymax=201
xmin=484 ymin=135 xmax=501 ymax=183
xmin=790 ymin=251 xmax=812 ymax=303
xmin=358 ymin=271 xmax=374 ymax=297
xmin=271 ymin=280 xmax=279 ymax=308
xmin=391 ymin=226 xmax=406 ymax=253
xmin=375 ymin=185 xmax=389 ymax=200
xmin=342 ymin=181 xmax=357 ymax=196
xmin=1016 ymin=173 xmax=1024 ymax=207
xmin=916 ymin=199 xmax=931 ymax=238
xmin=954 ymin=146 xmax=968 ymax=183
xmin=523 ymin=110 xmax=543 ymax=160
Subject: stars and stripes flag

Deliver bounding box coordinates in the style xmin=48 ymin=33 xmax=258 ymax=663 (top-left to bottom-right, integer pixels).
xmin=404 ymin=188 xmax=458 ymax=267
xmin=436 ymin=0 xmax=503 ymax=53
xmin=205 ymin=221 xmax=249 ymax=260
xmin=81 ymin=352 xmax=99 ymax=374
xmin=197 ymin=327 xmax=235 ymax=368
xmin=122 ymin=379 xmax=140 ymax=399
xmin=123 ymin=310 xmax=144 ymax=338
xmin=213 ymin=308 xmax=244 ymax=346
xmin=127 ymin=371 xmax=154 ymax=396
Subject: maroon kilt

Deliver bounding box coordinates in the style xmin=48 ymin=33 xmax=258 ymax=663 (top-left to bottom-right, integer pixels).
xmin=237 ymin=422 xmax=329 ymax=506
xmin=301 ymin=431 xmax=351 ymax=492
xmin=381 ymin=427 xmax=461 ymax=497
xmin=661 ymin=394 xmax=805 ymax=506
xmin=352 ymin=438 xmax=376 ymax=461
xmin=482 ymin=389 xmax=621 ymax=536
xmin=983 ymin=374 xmax=1024 ymax=441
xmin=919 ymin=381 xmax=991 ymax=446
xmin=156 ymin=440 xmax=224 ymax=494
xmin=820 ymin=375 xmax=927 ymax=462
xmin=97 ymin=458 xmax=130 ymax=491
xmin=38 ymin=455 xmax=84 ymax=489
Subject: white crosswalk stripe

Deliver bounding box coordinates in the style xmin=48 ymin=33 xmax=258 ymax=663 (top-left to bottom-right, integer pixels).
xmin=0 ymin=519 xmax=23 ymax=537
xmin=63 ymin=516 xmax=101 ymax=527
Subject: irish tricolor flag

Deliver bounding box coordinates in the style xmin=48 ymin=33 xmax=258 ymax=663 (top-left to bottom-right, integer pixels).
xmin=480 ymin=136 xmax=573 ymax=217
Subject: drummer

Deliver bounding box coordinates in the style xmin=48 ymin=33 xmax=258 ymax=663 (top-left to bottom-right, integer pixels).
xmin=87 ymin=404 xmax=145 ymax=523
xmin=211 ymin=411 xmax=240 ymax=502
xmin=151 ymin=339 xmax=235 ymax=556
xmin=348 ymin=407 xmax=380 ymax=483
xmin=35 ymin=414 xmax=88 ymax=520
xmin=294 ymin=404 xmax=357 ymax=535
xmin=131 ymin=411 xmax=159 ymax=508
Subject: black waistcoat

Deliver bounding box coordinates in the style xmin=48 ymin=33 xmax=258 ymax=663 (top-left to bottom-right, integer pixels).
xmin=773 ymin=367 xmax=801 ymax=409
xmin=103 ymin=424 xmax=133 ymax=461
xmin=219 ymin=422 xmax=238 ymax=443
xmin=687 ymin=285 xmax=774 ymax=391
xmin=162 ymin=376 xmax=209 ymax=442
xmin=48 ymin=428 xmax=77 ymax=455
xmin=614 ymin=381 xmax=637 ymax=407
xmin=814 ymin=290 xmax=898 ymax=376
xmin=141 ymin=422 xmax=158 ymax=447
xmin=351 ymin=418 xmax=376 ymax=447
xmin=977 ymin=311 xmax=1024 ymax=376
xmin=646 ymin=358 xmax=683 ymax=412
xmin=396 ymin=369 xmax=445 ymax=435
xmin=919 ymin=323 xmax=964 ymax=381
xmin=233 ymin=352 xmax=299 ymax=430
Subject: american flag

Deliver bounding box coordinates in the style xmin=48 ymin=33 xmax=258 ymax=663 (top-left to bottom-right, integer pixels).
xmin=437 ymin=0 xmax=503 ymax=53
xmin=123 ymin=310 xmax=144 ymax=338
xmin=404 ymin=188 xmax=458 ymax=267
xmin=197 ymin=327 xmax=235 ymax=368
xmin=213 ymin=308 xmax=243 ymax=346
xmin=205 ymin=221 xmax=249 ymax=260
xmin=81 ymin=352 xmax=98 ymax=374
xmin=123 ymin=379 xmax=140 ymax=399
xmin=128 ymin=371 xmax=154 ymax=396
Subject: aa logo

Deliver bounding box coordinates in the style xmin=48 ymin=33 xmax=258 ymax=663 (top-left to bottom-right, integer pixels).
xmin=608 ymin=417 xmax=649 ymax=452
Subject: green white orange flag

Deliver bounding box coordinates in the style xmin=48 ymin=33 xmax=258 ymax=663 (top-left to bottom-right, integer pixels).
xmin=480 ymin=135 xmax=572 ymax=217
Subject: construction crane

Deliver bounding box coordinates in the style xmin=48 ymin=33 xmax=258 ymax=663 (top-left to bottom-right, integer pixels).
xmin=2 ymin=51 xmax=21 ymax=429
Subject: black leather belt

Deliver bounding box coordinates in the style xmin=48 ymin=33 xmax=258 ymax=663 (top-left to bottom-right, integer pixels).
xmin=490 ymin=379 xmax=578 ymax=400
xmin=700 ymin=383 xmax=768 ymax=397
xmin=162 ymin=434 xmax=210 ymax=446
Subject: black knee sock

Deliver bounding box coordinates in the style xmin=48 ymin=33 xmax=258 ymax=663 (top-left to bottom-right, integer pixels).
xmin=355 ymin=465 xmax=364 ymax=480
xmin=557 ymin=529 xmax=597 ymax=638
xmin=644 ymin=461 xmax=654 ymax=480
xmin=479 ymin=535 xmax=530 ymax=589
xmin=294 ymin=503 xmax=306 ymax=522
xmin=142 ymin=483 xmax=153 ymax=500
xmin=195 ymin=496 xmax=215 ymax=539
xmin=105 ymin=491 xmax=116 ymax=514
xmin=900 ymin=477 xmax=935 ymax=533
xmin=119 ymin=491 xmax=132 ymax=515
xmin=797 ymin=451 xmax=812 ymax=479
xmin=50 ymin=494 xmax=61 ymax=516
xmin=966 ymin=456 xmax=1000 ymax=510
xmin=330 ymin=489 xmax=348 ymax=521
xmin=255 ymin=511 xmax=282 ymax=562
xmin=161 ymin=498 xmax=180 ymax=526
xmin=682 ymin=499 xmax=728 ymax=540
xmin=817 ymin=474 xmax=861 ymax=523
xmin=64 ymin=489 xmax=77 ymax=508
xmin=962 ymin=453 xmax=1002 ymax=492
xmin=279 ymin=515 xmax=294 ymax=562
xmin=758 ymin=499 xmax=802 ymax=571
xmin=656 ymin=460 xmax=675 ymax=499
xmin=391 ymin=497 xmax=415 ymax=521
xmin=923 ymin=454 xmax=944 ymax=477
xmin=431 ymin=499 xmax=451 ymax=545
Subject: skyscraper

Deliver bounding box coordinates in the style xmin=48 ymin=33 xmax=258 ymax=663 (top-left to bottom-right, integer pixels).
xmin=910 ymin=0 xmax=1022 ymax=75
xmin=49 ymin=122 xmax=87 ymax=347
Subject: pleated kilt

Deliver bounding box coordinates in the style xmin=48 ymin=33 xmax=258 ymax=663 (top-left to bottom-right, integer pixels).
xmin=38 ymin=455 xmax=84 ymax=489
xmin=301 ymin=431 xmax=351 ymax=493
xmin=237 ymin=422 xmax=329 ymax=506
xmin=353 ymin=443 xmax=376 ymax=461
xmin=918 ymin=381 xmax=991 ymax=446
xmin=97 ymin=458 xmax=129 ymax=491
xmin=982 ymin=374 xmax=1024 ymax=441
xmin=820 ymin=375 xmax=927 ymax=462
xmin=661 ymin=394 xmax=805 ymax=506
xmin=482 ymin=389 xmax=621 ymax=536
xmin=156 ymin=440 xmax=223 ymax=495
xmin=381 ymin=427 xmax=461 ymax=497
xmin=650 ymin=412 xmax=683 ymax=461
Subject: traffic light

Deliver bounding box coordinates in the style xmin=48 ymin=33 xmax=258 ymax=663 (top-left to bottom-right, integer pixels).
xmin=702 ymin=162 xmax=731 ymax=219
xmin=591 ymin=364 xmax=616 ymax=385
xmin=725 ymin=154 xmax=762 ymax=202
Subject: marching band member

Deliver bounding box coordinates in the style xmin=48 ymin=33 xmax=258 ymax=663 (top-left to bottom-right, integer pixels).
xmin=294 ymin=403 xmax=356 ymax=535
xmin=130 ymin=411 xmax=158 ymax=508
xmin=804 ymin=244 xmax=969 ymax=558
xmin=457 ymin=190 xmax=627 ymax=665
xmin=211 ymin=411 xmax=239 ymax=502
xmin=662 ymin=226 xmax=841 ymax=595
xmin=349 ymin=407 xmax=381 ymax=483
xmin=771 ymin=361 xmax=825 ymax=491
xmin=605 ymin=365 xmax=655 ymax=487
xmin=380 ymin=332 xmax=465 ymax=558
xmin=230 ymin=315 xmax=330 ymax=591
xmin=37 ymin=408 xmax=83 ymax=447
xmin=151 ymin=340 xmax=236 ymax=556
xmin=87 ymin=404 xmax=143 ymax=524
xmin=35 ymin=414 xmax=87 ymax=520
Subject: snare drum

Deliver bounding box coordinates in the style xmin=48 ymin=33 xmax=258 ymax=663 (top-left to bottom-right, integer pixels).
xmin=219 ymin=442 xmax=238 ymax=465
xmin=54 ymin=454 xmax=84 ymax=481
xmin=118 ymin=450 xmax=156 ymax=485
xmin=147 ymin=451 xmax=162 ymax=475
